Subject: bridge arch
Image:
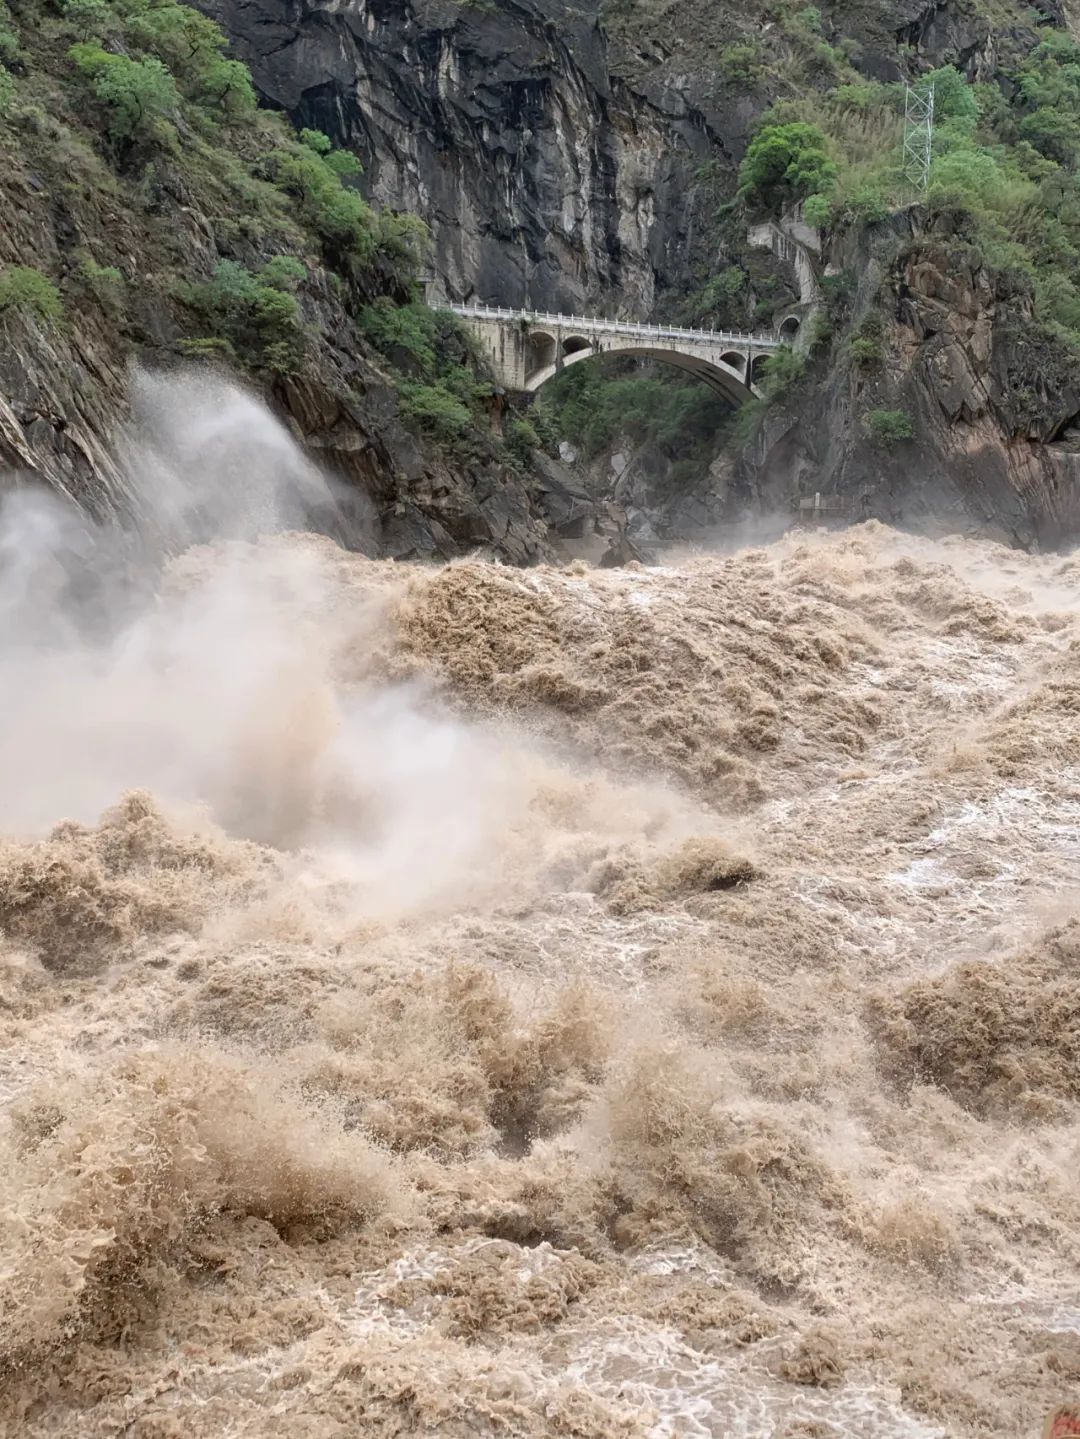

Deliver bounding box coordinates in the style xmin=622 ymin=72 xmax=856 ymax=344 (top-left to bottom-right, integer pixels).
xmin=525 ymin=341 xmax=757 ymax=406
xmin=445 ymin=304 xmax=781 ymax=404
xmin=720 ymin=350 xmax=750 ymax=382
xmin=560 ymin=334 xmax=593 ymax=359
xmin=526 ymin=329 xmax=557 ymax=374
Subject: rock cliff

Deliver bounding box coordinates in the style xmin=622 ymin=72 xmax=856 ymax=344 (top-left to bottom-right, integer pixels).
xmin=744 ymin=209 xmax=1080 ymax=548
xmin=197 ymin=0 xmax=751 ymax=315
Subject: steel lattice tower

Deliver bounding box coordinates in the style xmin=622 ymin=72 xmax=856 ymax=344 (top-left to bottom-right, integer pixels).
xmin=903 ymin=83 xmax=935 ymax=192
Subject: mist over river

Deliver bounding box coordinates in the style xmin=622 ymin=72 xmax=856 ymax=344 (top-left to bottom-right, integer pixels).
xmin=2 ymin=378 xmax=1079 ymax=1438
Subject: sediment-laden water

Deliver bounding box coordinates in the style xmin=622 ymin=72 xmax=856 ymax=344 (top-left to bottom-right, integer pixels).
xmin=2 ymin=385 xmax=1079 ymax=1438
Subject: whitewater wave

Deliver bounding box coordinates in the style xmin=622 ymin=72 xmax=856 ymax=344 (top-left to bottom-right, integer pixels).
xmin=2 ymin=379 xmax=1079 ymax=1438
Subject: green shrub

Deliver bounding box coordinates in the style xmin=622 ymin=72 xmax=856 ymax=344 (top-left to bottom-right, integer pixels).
xmin=738 ymin=121 xmax=837 ymax=213
xmin=299 ymin=128 xmax=333 ymax=154
xmin=807 ymin=311 xmax=833 ymax=352
xmin=357 ymin=299 xmax=496 ymax=447
xmin=809 ymin=41 xmax=845 ymax=78
xmin=79 ymin=256 xmax=125 ymax=315
xmin=539 ymin=361 xmax=735 ymax=461
xmin=175 ymin=336 xmax=236 ymax=361
xmin=756 ymin=345 xmax=806 ymax=400
xmin=849 ymin=335 xmax=883 ymax=371
xmin=437 ymin=361 xmax=490 ymax=405
xmin=820 ymin=270 xmax=854 ymax=316
xmin=399 ymin=382 xmax=473 ymax=441
xmin=359 ymin=297 xmax=439 ymax=373
xmin=323 ymin=148 xmax=363 ymax=180
xmin=0 ymin=62 xmax=13 ymax=116
xmin=0 ymin=266 xmax=63 ymax=322
xmin=718 ymin=41 xmax=763 ymax=86
xmin=505 ymin=415 xmax=539 ymax=465
xmin=1016 ymin=33 xmax=1080 ymax=164
xmin=60 ymin=0 xmax=113 ymax=39
xmin=838 ymin=181 xmax=891 ymax=225
xmin=837 ymin=36 xmax=863 ymax=64
xmin=699 ymin=266 xmax=746 ymax=324
xmin=829 ymin=80 xmax=890 ymax=111
xmin=300 ymin=123 xmax=363 ymax=176
xmin=268 ymin=141 xmax=376 ymax=266
xmin=374 ymin=210 xmax=429 ymax=283
xmin=863 ymin=408 xmax=913 ymax=446
xmin=260 ymin=254 xmax=306 ymax=291
xmin=177 ymin=259 xmax=303 ymax=372
xmin=729 ymin=395 xmax=767 ymax=449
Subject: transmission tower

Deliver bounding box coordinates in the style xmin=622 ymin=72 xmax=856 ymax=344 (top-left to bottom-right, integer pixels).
xmin=903 ymin=83 xmax=935 ymax=193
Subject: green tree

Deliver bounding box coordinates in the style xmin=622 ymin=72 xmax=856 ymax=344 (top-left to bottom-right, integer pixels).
xmin=268 ymin=142 xmax=375 ymax=264
xmin=68 ymin=44 xmax=179 ymax=145
xmin=196 ymin=54 xmax=256 ymax=121
xmin=738 ymin=122 xmax=837 ymax=213
xmin=918 ymin=65 xmax=979 ymax=128
xmin=123 ymin=0 xmax=225 ymax=72
xmin=802 ymin=191 xmax=831 ymax=226
xmin=360 ymin=298 xmax=438 ymax=372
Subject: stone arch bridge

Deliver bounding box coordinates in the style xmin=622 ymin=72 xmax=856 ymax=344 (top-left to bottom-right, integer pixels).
xmin=445 ymin=304 xmax=787 ymax=404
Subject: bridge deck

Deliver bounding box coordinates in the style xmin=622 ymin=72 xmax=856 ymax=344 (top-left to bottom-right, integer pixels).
xmin=445 ymin=303 xmax=783 ymax=351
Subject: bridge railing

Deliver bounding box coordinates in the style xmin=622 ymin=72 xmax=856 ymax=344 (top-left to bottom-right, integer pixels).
xmin=443 ymin=302 xmax=782 ymax=350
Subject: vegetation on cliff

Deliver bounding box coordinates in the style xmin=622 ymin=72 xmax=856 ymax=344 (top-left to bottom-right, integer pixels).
xmin=0 ymin=0 xmax=529 ymax=489
xmin=540 ymin=0 xmax=1080 ymax=532
xmin=727 ymin=18 xmax=1080 ymax=466
xmin=536 ymin=359 xmax=734 ymax=500
xmin=746 ymin=31 xmax=1080 ymax=365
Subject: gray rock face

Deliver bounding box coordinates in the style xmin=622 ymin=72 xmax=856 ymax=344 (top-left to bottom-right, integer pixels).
xmin=746 ymin=211 xmax=1080 ymax=548
xmin=196 ymin=0 xmax=742 ymax=315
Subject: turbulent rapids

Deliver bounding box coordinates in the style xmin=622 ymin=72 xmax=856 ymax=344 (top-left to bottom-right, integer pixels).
xmin=2 ymin=381 xmax=1080 ymax=1439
